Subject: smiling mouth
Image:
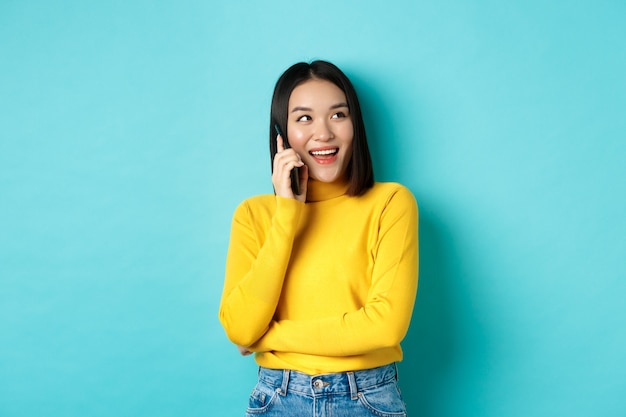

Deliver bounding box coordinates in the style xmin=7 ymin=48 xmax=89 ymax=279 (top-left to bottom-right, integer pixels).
xmin=310 ymin=148 xmax=338 ymax=157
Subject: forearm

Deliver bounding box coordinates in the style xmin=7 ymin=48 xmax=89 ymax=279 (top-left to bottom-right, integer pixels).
xmin=219 ymin=197 xmax=302 ymax=346
xmin=250 ymin=299 xmax=415 ymax=356
xmin=251 ymin=186 xmax=418 ymax=356
xmin=250 ymin=257 xmax=417 ymax=356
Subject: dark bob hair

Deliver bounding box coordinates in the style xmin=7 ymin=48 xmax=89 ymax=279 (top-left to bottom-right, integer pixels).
xmin=269 ymin=60 xmax=374 ymax=196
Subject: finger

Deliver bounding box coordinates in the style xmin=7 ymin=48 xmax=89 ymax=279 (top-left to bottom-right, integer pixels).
xmin=272 ymin=155 xmax=304 ymax=198
xmin=282 ymin=157 xmax=305 ymax=173
xmin=273 ymin=159 xmax=304 ymax=185
xmin=276 ymin=134 xmax=285 ymax=153
xmin=273 ymin=149 xmax=303 ymax=173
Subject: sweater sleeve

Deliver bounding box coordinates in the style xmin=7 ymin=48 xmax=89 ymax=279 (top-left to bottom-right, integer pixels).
xmin=218 ymin=196 xmax=303 ymax=347
xmin=249 ymin=186 xmax=418 ymax=356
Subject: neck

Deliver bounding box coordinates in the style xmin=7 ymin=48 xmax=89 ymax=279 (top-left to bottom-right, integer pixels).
xmin=306 ymin=178 xmax=349 ymax=202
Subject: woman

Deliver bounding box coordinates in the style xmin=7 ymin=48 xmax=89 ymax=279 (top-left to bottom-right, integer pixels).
xmin=219 ymin=60 xmax=418 ymax=416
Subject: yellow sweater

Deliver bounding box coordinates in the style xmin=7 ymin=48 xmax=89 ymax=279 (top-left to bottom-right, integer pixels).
xmin=219 ymin=179 xmax=418 ymax=375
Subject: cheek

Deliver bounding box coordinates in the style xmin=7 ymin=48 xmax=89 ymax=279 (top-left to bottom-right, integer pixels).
xmin=338 ymin=121 xmax=354 ymax=141
xmin=289 ymin=135 xmax=306 ymax=153
xmin=286 ymin=127 xmax=307 ymax=152
xmin=340 ymin=128 xmax=354 ymax=151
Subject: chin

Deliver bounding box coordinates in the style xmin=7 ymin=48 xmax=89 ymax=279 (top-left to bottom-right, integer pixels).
xmin=311 ymin=171 xmax=344 ymax=183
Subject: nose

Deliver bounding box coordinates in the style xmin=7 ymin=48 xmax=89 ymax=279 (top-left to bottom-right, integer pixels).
xmin=314 ymin=119 xmax=334 ymax=141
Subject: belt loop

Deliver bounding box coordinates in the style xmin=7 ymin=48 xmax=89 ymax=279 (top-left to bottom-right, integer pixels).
xmin=279 ymin=369 xmax=290 ymax=396
xmin=347 ymin=371 xmax=358 ymax=400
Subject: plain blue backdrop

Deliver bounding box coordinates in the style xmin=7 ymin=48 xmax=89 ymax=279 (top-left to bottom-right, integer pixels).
xmin=1 ymin=1 xmax=624 ymax=416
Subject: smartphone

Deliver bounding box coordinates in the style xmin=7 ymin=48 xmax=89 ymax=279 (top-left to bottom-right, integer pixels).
xmin=273 ymin=123 xmax=300 ymax=195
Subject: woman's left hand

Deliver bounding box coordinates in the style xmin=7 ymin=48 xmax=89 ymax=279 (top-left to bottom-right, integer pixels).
xmin=237 ymin=345 xmax=252 ymax=356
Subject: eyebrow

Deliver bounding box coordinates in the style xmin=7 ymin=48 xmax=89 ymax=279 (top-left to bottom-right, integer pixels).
xmin=290 ymin=102 xmax=349 ymax=113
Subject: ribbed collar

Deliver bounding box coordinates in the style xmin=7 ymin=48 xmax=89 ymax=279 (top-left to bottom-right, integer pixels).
xmin=306 ymin=179 xmax=349 ymax=202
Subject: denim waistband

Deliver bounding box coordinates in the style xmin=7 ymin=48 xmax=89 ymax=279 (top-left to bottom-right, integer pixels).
xmin=257 ymin=363 xmax=398 ymax=399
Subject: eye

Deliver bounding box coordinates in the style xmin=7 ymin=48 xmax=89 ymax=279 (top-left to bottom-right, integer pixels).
xmin=331 ymin=111 xmax=348 ymax=119
xmin=296 ymin=115 xmax=312 ymax=122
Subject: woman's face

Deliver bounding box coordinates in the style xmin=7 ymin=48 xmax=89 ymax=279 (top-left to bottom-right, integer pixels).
xmin=287 ymin=79 xmax=354 ymax=183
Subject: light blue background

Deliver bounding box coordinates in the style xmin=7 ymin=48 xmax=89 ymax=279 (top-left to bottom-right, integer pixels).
xmin=1 ymin=1 xmax=624 ymax=416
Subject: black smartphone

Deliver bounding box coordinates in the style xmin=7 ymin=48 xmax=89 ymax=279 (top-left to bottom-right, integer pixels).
xmin=273 ymin=123 xmax=300 ymax=195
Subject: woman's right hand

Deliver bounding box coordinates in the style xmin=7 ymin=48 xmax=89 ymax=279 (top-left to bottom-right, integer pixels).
xmin=272 ymin=134 xmax=308 ymax=202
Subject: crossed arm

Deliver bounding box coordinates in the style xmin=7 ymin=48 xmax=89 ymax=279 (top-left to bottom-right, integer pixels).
xmin=219 ymin=187 xmax=418 ymax=357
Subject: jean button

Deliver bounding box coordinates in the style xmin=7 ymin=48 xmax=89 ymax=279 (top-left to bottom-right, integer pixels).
xmin=313 ymin=379 xmax=324 ymax=389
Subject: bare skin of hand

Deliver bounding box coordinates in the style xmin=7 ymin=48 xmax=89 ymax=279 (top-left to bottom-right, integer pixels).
xmin=237 ymin=345 xmax=252 ymax=356
xmin=272 ymin=135 xmax=308 ymax=202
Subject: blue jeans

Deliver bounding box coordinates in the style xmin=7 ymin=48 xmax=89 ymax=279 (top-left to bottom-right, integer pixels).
xmin=245 ymin=363 xmax=407 ymax=417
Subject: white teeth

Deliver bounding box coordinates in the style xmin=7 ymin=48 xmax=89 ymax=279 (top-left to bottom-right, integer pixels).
xmin=310 ymin=149 xmax=338 ymax=156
